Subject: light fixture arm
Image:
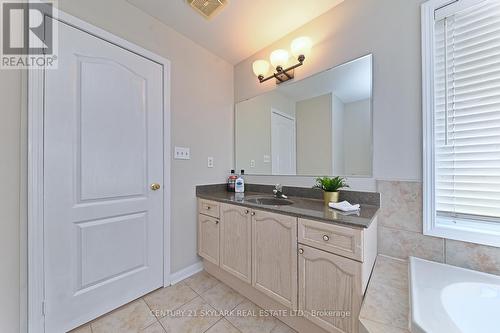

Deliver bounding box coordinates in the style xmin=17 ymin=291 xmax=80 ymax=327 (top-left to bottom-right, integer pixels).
xmin=258 ymin=55 xmax=306 ymax=84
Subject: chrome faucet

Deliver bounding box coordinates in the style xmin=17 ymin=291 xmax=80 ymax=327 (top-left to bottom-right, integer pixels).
xmin=273 ymin=184 xmax=288 ymax=199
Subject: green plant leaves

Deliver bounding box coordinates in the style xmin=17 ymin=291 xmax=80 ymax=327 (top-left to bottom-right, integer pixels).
xmin=313 ymin=176 xmax=349 ymax=192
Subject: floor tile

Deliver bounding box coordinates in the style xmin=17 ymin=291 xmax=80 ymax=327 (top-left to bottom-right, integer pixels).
xmin=183 ymin=270 xmax=220 ymax=294
xmin=200 ymin=282 xmax=245 ymax=313
xmin=91 ymin=299 xmax=157 ymax=333
xmin=205 ymin=318 xmax=241 ymax=333
xmin=226 ymin=299 xmax=282 ymax=333
xmin=143 ymin=282 xmax=198 ymax=318
xmin=68 ymin=324 xmax=92 ymax=333
xmin=159 ymin=296 xmax=221 ymax=333
xmin=141 ymin=321 xmax=166 ymax=333
xmin=359 ymin=282 xmax=409 ymax=330
xmin=270 ymin=320 xmax=296 ymax=333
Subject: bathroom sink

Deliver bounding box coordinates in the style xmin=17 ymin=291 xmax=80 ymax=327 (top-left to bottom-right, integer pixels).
xmin=246 ymin=196 xmax=294 ymax=206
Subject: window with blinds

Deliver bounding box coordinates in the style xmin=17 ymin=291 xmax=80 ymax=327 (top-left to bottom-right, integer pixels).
xmin=433 ymin=0 xmax=500 ymax=225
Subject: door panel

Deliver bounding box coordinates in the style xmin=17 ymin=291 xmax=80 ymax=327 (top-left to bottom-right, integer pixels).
xmin=298 ymin=245 xmax=362 ymax=333
xmin=220 ymin=204 xmax=252 ymax=284
xmin=252 ymin=210 xmax=297 ymax=309
xmin=198 ymin=214 xmax=220 ymax=266
xmin=78 ymin=56 xmax=147 ymax=201
xmin=44 ymin=19 xmax=164 ymax=332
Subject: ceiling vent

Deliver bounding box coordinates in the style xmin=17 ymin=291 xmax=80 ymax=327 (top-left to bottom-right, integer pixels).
xmin=187 ymin=0 xmax=227 ymax=19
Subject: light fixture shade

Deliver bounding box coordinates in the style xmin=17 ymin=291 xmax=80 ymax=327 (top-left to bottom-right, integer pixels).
xmin=291 ymin=36 xmax=312 ymax=58
xmin=270 ymin=49 xmax=290 ymax=69
xmin=252 ymin=60 xmax=270 ymax=77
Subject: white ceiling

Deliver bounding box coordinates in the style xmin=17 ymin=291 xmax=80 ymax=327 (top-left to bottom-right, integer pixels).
xmin=279 ymin=55 xmax=373 ymax=104
xmin=126 ymin=0 xmax=344 ymax=64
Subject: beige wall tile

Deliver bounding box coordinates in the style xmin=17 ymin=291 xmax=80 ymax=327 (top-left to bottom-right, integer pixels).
xmin=377 ymin=180 xmax=422 ymax=233
xmin=379 ymin=226 xmax=444 ymax=262
xmin=445 ymin=240 xmax=500 ymax=276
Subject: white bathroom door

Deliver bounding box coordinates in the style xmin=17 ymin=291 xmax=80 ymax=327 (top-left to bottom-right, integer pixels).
xmin=271 ymin=110 xmax=296 ymax=175
xmin=43 ymin=19 xmax=164 ymax=332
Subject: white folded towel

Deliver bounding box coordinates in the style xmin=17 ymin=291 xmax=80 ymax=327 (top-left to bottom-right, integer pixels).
xmin=328 ymin=201 xmax=360 ymax=212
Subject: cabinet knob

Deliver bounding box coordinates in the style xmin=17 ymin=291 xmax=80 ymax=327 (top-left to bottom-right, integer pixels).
xmin=298 ymin=248 xmax=304 ymax=254
xmin=206 ymin=206 xmax=211 ymax=210
xmin=323 ymin=235 xmax=330 ymax=241
xmin=245 ymin=209 xmax=250 ymax=214
xmin=215 ymin=220 xmax=219 ymax=224
xmin=251 ymin=212 xmax=256 ymax=216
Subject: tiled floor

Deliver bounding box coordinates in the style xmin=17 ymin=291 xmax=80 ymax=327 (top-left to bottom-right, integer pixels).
xmin=70 ymin=271 xmax=296 ymax=333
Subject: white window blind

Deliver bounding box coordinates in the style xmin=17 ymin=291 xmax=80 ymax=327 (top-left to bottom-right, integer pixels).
xmin=433 ymin=0 xmax=500 ymax=223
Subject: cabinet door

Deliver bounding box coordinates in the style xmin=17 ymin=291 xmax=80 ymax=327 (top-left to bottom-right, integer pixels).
xmin=252 ymin=210 xmax=297 ymax=309
xmin=220 ymin=204 xmax=252 ymax=283
xmin=299 ymin=245 xmax=362 ymax=333
xmin=198 ymin=214 xmax=219 ymax=266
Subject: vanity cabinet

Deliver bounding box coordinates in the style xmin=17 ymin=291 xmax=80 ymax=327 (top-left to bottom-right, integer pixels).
xmin=252 ymin=210 xmax=297 ymax=309
xmin=219 ymin=203 xmax=252 ymax=284
xmin=197 ymin=199 xmax=378 ymax=333
xmin=298 ymin=245 xmax=362 ymax=333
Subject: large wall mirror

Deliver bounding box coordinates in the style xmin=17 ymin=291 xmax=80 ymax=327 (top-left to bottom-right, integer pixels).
xmin=235 ymin=54 xmax=373 ymax=177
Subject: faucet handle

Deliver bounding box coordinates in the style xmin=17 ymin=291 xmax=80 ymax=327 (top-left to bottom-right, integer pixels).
xmin=274 ymin=184 xmax=282 ymax=191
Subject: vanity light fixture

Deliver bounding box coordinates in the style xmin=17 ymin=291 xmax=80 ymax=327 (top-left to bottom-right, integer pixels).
xmin=252 ymin=36 xmax=312 ymax=84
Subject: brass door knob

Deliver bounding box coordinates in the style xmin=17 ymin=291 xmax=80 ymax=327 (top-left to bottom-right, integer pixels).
xmin=150 ymin=183 xmax=161 ymax=191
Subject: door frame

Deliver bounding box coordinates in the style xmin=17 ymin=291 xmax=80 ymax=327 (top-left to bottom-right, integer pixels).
xmin=27 ymin=6 xmax=171 ymax=333
xmin=270 ymin=108 xmax=296 ymax=175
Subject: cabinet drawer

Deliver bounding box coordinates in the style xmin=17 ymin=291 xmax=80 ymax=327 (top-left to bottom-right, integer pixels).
xmin=198 ymin=199 xmax=220 ymax=218
xmin=298 ymin=218 xmax=363 ymax=261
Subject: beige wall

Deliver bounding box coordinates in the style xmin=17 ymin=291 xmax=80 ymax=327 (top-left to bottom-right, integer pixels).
xmin=0 ymin=0 xmax=233 ymax=331
xmin=296 ymin=93 xmax=332 ymax=175
xmin=331 ymin=94 xmax=345 ymax=175
xmin=344 ymin=99 xmax=371 ymax=176
xmin=235 ymin=0 xmax=425 ymax=189
xmin=235 ymin=91 xmax=295 ymax=174
xmin=0 ymin=68 xmax=23 ymax=333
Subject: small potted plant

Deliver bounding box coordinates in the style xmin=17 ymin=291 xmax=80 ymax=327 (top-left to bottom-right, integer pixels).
xmin=313 ymin=176 xmax=349 ymax=204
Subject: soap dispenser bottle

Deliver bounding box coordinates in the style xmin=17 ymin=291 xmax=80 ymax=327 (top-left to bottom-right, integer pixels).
xmin=227 ymin=170 xmax=237 ymax=192
xmin=235 ymin=170 xmax=245 ymax=193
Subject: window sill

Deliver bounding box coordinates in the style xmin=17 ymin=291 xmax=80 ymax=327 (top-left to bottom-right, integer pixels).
xmin=425 ymin=217 xmax=500 ymax=248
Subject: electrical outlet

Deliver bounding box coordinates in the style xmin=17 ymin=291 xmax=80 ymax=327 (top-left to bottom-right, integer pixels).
xmin=174 ymin=147 xmax=190 ymax=160
xmin=263 ymin=155 xmax=271 ymax=163
xmin=250 ymin=160 xmax=256 ymax=168
xmin=207 ymin=157 xmax=214 ymax=168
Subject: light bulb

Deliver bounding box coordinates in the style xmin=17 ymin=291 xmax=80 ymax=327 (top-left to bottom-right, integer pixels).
xmin=252 ymin=60 xmax=270 ymax=78
xmin=291 ymin=36 xmax=312 ymax=59
xmin=270 ymin=49 xmax=289 ymax=70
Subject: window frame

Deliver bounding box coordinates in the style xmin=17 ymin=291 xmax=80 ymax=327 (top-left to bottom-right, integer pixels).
xmin=421 ymin=0 xmax=500 ymax=247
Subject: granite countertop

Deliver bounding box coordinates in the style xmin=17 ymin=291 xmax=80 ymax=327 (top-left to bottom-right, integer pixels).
xmin=196 ymin=184 xmax=380 ymax=229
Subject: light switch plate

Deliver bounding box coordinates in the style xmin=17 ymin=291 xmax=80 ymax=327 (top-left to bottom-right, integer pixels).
xmin=207 ymin=157 xmax=214 ymax=168
xmin=174 ymin=147 xmax=190 ymax=160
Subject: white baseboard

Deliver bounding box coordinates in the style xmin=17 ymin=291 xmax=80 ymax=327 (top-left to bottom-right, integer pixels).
xmin=169 ymin=261 xmax=203 ymax=285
